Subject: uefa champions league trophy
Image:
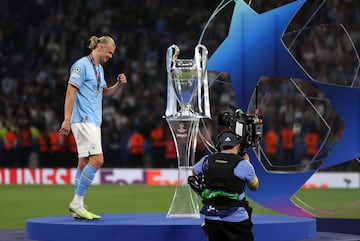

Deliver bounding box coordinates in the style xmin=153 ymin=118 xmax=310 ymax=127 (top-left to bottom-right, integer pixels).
xmin=165 ymin=44 xmax=211 ymax=218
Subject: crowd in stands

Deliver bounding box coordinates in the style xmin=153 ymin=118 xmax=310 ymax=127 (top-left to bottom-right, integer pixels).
xmin=0 ymin=0 xmax=358 ymax=170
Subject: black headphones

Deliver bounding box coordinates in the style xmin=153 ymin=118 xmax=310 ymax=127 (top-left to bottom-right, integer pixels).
xmin=215 ymin=130 xmax=241 ymax=151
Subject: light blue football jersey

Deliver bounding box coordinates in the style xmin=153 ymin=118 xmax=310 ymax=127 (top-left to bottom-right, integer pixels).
xmin=68 ymin=56 xmax=106 ymax=127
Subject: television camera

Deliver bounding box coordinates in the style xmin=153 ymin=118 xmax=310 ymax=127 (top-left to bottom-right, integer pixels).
xmin=217 ymin=85 xmax=263 ymax=156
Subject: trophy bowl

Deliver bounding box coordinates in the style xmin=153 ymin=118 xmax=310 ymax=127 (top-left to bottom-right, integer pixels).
xmin=170 ymin=59 xmax=198 ymax=113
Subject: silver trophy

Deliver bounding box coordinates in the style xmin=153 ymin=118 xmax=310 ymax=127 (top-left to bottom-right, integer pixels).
xmin=165 ymin=44 xmax=211 ymax=218
xmin=166 ymin=44 xmax=211 ymax=118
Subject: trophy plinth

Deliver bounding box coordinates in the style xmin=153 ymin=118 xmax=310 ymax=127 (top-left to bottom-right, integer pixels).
xmin=164 ymin=44 xmax=211 ymax=218
xmin=166 ymin=117 xmax=200 ymax=218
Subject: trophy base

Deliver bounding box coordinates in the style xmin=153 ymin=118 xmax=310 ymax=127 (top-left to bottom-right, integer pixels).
xmin=175 ymin=110 xmax=198 ymax=118
xmin=170 ymin=104 xmax=198 ymax=118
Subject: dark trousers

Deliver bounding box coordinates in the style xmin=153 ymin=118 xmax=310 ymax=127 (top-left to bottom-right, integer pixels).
xmin=204 ymin=218 xmax=254 ymax=241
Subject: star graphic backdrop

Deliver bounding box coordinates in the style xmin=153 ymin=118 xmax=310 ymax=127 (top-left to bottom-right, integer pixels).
xmin=207 ymin=0 xmax=360 ymax=216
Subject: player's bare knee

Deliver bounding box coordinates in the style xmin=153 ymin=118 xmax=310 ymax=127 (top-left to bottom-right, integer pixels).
xmin=89 ymin=155 xmax=104 ymax=169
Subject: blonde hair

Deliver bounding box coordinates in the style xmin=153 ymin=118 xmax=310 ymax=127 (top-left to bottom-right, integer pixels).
xmin=88 ymin=35 xmax=115 ymax=50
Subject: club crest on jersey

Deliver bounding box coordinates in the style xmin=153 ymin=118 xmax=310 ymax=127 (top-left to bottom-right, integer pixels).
xmin=71 ymin=67 xmax=81 ymax=79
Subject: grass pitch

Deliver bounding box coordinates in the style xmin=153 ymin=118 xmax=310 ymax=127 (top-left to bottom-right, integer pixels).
xmin=0 ymin=185 xmax=359 ymax=229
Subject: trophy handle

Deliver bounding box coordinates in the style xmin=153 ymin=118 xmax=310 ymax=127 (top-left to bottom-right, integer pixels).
xmin=195 ymin=45 xmax=211 ymax=118
xmin=165 ymin=44 xmax=182 ymax=117
xmin=195 ymin=44 xmax=208 ymax=76
xmin=167 ymin=44 xmax=180 ymax=65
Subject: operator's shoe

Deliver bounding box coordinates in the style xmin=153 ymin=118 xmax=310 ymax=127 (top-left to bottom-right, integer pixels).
xmin=69 ymin=203 xmax=93 ymax=220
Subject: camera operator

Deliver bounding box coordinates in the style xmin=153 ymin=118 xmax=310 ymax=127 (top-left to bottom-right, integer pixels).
xmin=191 ymin=130 xmax=259 ymax=241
